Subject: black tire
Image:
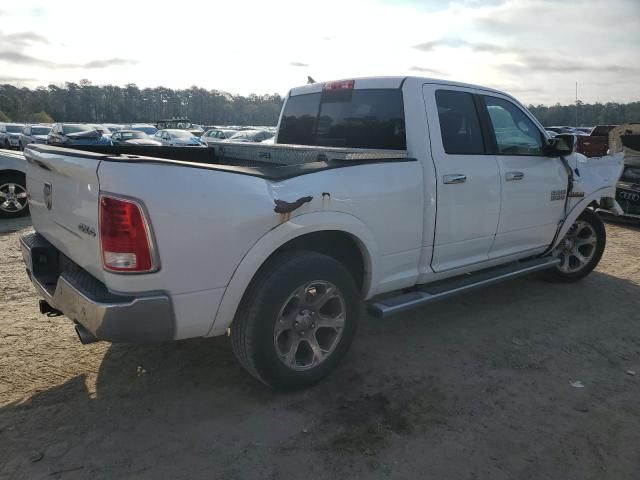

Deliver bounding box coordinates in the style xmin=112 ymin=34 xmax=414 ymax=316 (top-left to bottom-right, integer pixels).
xmin=231 ymin=250 xmax=360 ymax=389
xmin=544 ymin=208 xmax=605 ymax=282
xmin=0 ymin=173 xmax=30 ymax=218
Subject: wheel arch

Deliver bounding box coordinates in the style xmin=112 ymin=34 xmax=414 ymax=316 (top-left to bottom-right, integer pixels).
xmin=207 ymin=211 xmax=379 ymax=337
xmin=0 ymin=169 xmax=26 ymax=179
xmin=552 ymin=186 xmax=615 ymax=250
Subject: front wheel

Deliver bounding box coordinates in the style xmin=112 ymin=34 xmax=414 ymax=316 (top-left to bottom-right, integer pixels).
xmin=546 ymin=209 xmax=606 ymax=282
xmin=231 ymin=250 xmax=360 ymax=389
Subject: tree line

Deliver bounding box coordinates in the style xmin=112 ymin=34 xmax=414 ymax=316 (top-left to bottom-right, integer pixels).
xmin=0 ymin=80 xmax=283 ymax=126
xmin=0 ymin=81 xmax=638 ymax=127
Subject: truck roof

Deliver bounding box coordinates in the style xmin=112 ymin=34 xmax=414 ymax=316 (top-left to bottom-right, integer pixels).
xmin=289 ymin=76 xmax=508 ymax=98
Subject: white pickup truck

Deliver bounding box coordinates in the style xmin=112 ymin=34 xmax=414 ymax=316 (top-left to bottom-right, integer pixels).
xmin=20 ymin=77 xmax=624 ymax=388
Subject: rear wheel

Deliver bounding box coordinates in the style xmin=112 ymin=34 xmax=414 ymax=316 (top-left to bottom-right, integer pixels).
xmin=231 ymin=250 xmax=360 ymax=389
xmin=0 ymin=173 xmax=29 ymax=218
xmin=545 ymin=209 xmax=605 ymax=282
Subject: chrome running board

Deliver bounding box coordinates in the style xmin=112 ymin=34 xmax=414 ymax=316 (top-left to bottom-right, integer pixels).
xmin=368 ymin=257 xmax=560 ymax=318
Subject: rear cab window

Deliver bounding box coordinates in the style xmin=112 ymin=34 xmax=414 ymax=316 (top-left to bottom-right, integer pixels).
xmin=435 ymin=90 xmax=485 ymax=154
xmin=278 ymin=88 xmax=406 ymax=150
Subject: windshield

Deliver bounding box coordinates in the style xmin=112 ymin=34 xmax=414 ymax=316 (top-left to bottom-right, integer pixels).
xmin=170 ymin=131 xmax=193 ymax=139
xmin=32 ymin=127 xmax=51 ymax=135
xmin=278 ymin=88 xmax=406 ymax=149
xmin=6 ymin=125 xmax=23 ymax=133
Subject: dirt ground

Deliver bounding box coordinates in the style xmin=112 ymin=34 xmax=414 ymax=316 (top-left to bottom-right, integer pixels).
xmin=1 ymin=216 xmax=639 ymax=480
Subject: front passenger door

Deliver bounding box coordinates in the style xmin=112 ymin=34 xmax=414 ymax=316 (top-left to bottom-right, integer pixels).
xmin=480 ymin=95 xmax=567 ymax=257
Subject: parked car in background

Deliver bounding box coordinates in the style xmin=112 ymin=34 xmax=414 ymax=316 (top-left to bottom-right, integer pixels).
xmin=225 ymin=129 xmax=274 ymax=143
xmin=545 ymin=130 xmax=558 ymax=138
xmin=126 ymin=124 xmax=158 ymax=136
xmin=20 ymin=124 xmax=52 ymax=150
xmin=201 ymin=128 xmax=238 ymax=145
xmin=111 ymin=130 xmax=162 ymax=146
xmin=0 ymin=148 xmax=28 ymax=218
xmin=47 ymin=123 xmax=112 ymax=146
xmin=0 ymin=123 xmax=26 ymax=149
xmin=576 ymin=124 xmax=617 ymax=158
xmin=546 ymin=126 xmax=577 ymax=135
xmin=154 ymin=129 xmax=207 ymax=147
xmin=576 ymin=127 xmax=593 ymax=135
xmin=156 ymin=118 xmax=203 ymax=137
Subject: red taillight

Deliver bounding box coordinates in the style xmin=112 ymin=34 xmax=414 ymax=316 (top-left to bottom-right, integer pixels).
xmin=323 ymin=79 xmax=355 ymax=91
xmin=99 ymin=195 xmax=156 ymax=273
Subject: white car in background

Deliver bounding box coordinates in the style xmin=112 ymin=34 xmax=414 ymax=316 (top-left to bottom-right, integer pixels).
xmin=225 ymin=129 xmax=274 ymax=143
xmin=201 ymin=128 xmax=238 ymax=145
xmin=154 ymin=129 xmax=207 ymax=147
xmin=0 ymin=123 xmax=26 ymax=149
xmin=19 ymin=124 xmax=52 ymax=150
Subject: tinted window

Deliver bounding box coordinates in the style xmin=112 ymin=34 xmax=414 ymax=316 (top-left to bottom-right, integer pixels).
xmin=278 ymin=89 xmax=406 ymax=150
xmin=32 ymin=127 xmax=51 ymax=135
xmin=435 ymin=90 xmax=485 ymax=154
xmin=483 ymin=96 xmax=544 ymax=155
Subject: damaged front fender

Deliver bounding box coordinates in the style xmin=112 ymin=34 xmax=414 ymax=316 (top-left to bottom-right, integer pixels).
xmin=551 ymin=151 xmax=624 ymax=249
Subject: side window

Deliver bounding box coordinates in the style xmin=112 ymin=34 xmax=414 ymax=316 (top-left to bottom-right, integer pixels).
xmin=435 ymin=90 xmax=485 ymax=154
xmin=483 ymin=96 xmax=545 ymax=155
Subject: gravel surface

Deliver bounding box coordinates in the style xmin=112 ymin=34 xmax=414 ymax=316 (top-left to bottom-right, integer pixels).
xmin=1 ymin=216 xmax=639 ymax=479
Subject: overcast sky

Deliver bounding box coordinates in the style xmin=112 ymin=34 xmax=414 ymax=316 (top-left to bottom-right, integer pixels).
xmin=0 ymin=0 xmax=638 ymax=105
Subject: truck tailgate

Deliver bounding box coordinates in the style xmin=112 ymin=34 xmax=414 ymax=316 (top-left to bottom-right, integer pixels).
xmin=25 ymin=146 xmax=105 ymax=282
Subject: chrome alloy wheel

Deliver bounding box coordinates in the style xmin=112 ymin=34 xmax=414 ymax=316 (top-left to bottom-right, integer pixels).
xmin=553 ymin=220 xmax=598 ymax=273
xmin=0 ymin=182 xmax=28 ymax=213
xmin=273 ymin=280 xmax=346 ymax=371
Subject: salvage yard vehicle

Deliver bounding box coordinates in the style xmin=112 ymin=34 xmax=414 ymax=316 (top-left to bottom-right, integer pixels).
xmin=154 ymin=129 xmax=207 ymax=147
xmin=201 ymin=128 xmax=238 ymax=145
xmin=0 ymin=123 xmax=26 ymax=149
xmin=125 ymin=123 xmax=158 ymax=136
xmin=576 ymin=125 xmax=617 ymax=158
xmin=20 ymin=77 xmax=625 ymax=388
xmin=111 ymin=130 xmax=162 ymax=146
xmin=0 ymin=148 xmax=29 ymax=218
xmin=608 ymin=124 xmax=640 ymax=221
xmin=225 ymin=129 xmax=274 ymax=143
xmin=19 ymin=124 xmax=52 ymax=150
xmin=47 ymin=123 xmax=112 ymax=146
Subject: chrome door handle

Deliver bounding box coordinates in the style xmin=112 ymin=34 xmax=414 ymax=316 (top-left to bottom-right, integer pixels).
xmin=505 ymin=171 xmax=524 ymax=181
xmin=443 ymin=174 xmax=467 ymax=184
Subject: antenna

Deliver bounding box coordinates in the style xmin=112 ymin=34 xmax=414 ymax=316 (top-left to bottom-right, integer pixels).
xmin=575 ymin=81 xmax=578 ymax=127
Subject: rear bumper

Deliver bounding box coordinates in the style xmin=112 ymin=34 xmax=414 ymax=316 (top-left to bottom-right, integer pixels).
xmin=20 ymin=232 xmax=175 ymax=342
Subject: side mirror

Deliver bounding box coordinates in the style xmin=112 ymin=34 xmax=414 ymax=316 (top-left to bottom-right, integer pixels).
xmin=545 ymin=133 xmax=575 ymax=157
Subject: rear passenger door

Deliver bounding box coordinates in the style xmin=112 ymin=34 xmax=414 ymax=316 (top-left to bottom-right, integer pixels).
xmin=479 ymin=94 xmax=566 ymax=257
xmin=423 ymin=85 xmax=501 ymax=272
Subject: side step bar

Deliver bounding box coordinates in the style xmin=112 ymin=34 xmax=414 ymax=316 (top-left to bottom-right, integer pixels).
xmin=368 ymin=256 xmax=560 ymax=318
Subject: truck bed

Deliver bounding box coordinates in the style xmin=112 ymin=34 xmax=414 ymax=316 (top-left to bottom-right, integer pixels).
xmin=26 ymin=143 xmax=412 ymax=181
